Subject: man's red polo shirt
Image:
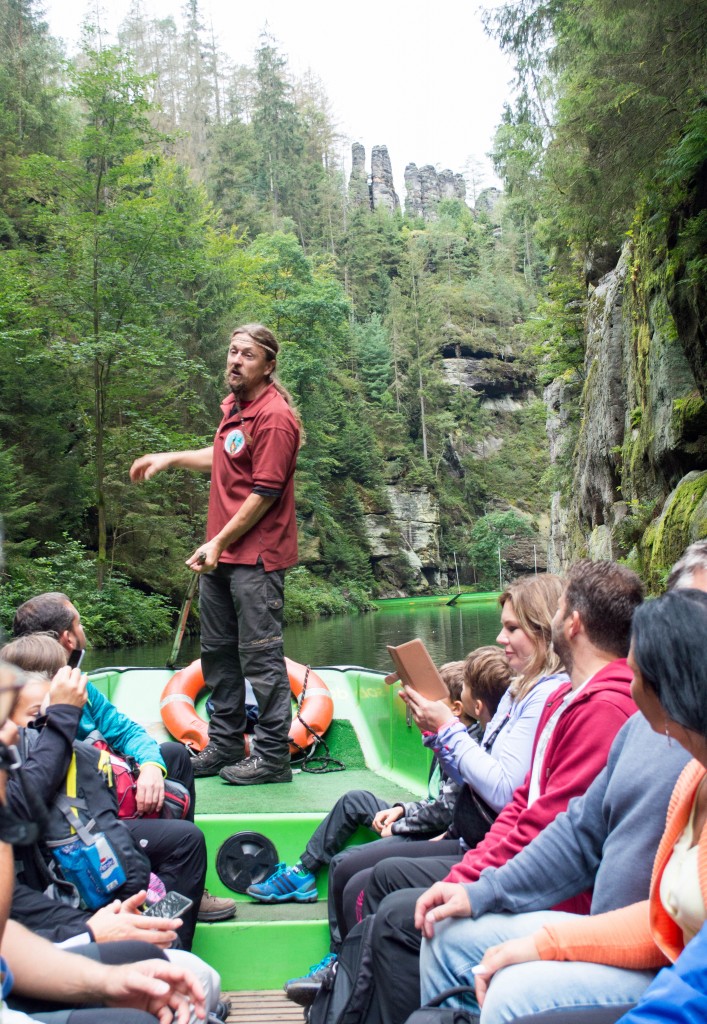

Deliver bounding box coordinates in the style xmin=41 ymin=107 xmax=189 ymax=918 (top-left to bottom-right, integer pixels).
xmin=206 ymin=385 xmax=299 ymax=571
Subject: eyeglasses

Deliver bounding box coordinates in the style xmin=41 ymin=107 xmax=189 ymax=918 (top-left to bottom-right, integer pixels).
xmin=0 ymin=661 xmax=26 ymax=726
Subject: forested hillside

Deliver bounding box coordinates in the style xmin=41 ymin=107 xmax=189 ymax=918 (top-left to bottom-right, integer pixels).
xmin=484 ymin=0 xmax=707 ymax=588
xmin=1 ymin=0 xmax=704 ymax=643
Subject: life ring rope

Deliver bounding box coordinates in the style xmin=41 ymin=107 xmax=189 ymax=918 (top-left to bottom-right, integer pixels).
xmin=289 ymin=664 xmax=345 ymax=774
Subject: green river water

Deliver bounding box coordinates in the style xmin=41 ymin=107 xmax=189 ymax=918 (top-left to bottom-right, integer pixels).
xmin=84 ymin=594 xmax=504 ymax=674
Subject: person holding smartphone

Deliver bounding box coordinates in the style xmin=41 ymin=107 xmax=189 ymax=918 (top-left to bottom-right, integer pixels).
xmin=7 ymin=597 xmax=237 ymax=933
xmin=0 ymin=659 xmax=207 ymax=1024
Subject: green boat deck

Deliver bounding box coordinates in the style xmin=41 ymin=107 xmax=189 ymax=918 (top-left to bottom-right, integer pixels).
xmin=89 ymin=663 xmax=432 ymax=989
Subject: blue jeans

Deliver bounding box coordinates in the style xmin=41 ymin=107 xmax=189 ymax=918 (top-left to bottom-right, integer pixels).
xmin=420 ymin=911 xmax=656 ymax=1023
xmin=199 ymin=560 xmax=291 ymax=765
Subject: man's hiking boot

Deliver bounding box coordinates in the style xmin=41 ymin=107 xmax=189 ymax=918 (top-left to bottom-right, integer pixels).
xmin=219 ymin=754 xmax=292 ymax=786
xmin=190 ymin=743 xmax=233 ymax=778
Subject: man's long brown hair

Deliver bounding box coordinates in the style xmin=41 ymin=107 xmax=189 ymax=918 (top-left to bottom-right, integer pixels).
xmin=230 ymin=324 xmax=304 ymax=441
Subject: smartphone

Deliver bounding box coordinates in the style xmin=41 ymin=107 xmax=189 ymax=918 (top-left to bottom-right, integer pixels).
xmin=142 ymin=891 xmax=194 ymax=920
xmin=67 ymin=648 xmax=85 ymax=670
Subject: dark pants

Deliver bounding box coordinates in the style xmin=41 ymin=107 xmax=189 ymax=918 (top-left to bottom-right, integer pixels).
xmin=370 ymin=888 xmax=427 ymax=1024
xmin=301 ymin=790 xmax=391 ymax=874
xmin=328 ymin=839 xmax=462 ymax=949
xmin=125 ymin=818 xmax=206 ymax=950
xmin=10 ymin=940 xmax=167 ymax=1023
xmin=363 ymin=857 xmax=465 ymax=1024
xmin=200 ymin=560 xmax=291 ymax=765
xmin=160 ymin=740 xmax=196 ymax=820
xmin=29 ymin=1009 xmax=157 ymax=1024
xmin=362 ymin=850 xmax=462 ymax=915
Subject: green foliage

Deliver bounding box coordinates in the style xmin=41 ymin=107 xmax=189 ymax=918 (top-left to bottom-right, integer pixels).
xmin=340 ymin=206 xmax=404 ymax=317
xmin=0 ymin=11 xmax=558 ymax=640
xmin=476 ymin=401 xmax=551 ymax=515
xmin=0 ymin=538 xmax=172 ymax=645
xmin=641 ymin=472 xmax=707 ymax=593
xmin=283 ymin=566 xmax=374 ymax=624
xmin=523 ymin=272 xmax=586 ymax=385
xmin=351 ymin=315 xmax=392 ymax=402
xmin=486 ymin=0 xmax=707 ymax=252
xmin=467 ymin=511 xmax=535 ymax=589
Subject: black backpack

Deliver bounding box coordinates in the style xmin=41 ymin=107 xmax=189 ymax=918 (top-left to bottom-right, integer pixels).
xmin=307 ymin=916 xmax=378 ymax=1024
xmin=403 ymin=987 xmax=479 ymax=1024
xmin=17 ymin=730 xmax=151 ymax=909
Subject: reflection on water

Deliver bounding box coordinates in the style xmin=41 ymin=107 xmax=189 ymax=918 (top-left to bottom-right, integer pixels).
xmin=85 ymin=598 xmax=503 ymax=674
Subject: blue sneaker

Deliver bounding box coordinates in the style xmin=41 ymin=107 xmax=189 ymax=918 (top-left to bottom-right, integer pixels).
xmin=246 ymin=862 xmax=318 ymax=903
xmin=285 ymin=953 xmax=338 ymax=1006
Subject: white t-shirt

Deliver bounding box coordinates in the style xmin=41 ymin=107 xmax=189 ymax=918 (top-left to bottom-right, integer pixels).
xmin=527 ymin=678 xmax=591 ymax=806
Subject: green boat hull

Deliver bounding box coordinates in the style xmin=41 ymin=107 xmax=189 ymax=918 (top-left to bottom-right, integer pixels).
xmin=89 ymin=663 xmax=432 ymax=988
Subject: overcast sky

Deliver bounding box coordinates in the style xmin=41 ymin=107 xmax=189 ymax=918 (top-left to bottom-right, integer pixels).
xmin=41 ymin=0 xmax=516 ymax=199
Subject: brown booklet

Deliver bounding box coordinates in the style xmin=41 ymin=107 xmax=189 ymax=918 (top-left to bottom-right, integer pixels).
xmin=385 ymin=638 xmax=449 ymax=701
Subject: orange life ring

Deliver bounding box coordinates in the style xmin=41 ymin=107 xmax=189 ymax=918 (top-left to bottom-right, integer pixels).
xmin=160 ymin=657 xmax=334 ymax=757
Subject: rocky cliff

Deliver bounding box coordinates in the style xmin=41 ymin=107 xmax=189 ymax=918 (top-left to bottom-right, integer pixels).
xmin=348 ymin=144 xmax=478 ymax=220
xmin=547 ymin=203 xmax=707 ymax=585
xmin=349 ymin=142 xmax=370 ymax=208
xmin=404 ymin=163 xmax=466 ymax=221
xmin=370 ymin=145 xmax=399 ymax=212
xmin=338 ymin=143 xmax=550 ymax=593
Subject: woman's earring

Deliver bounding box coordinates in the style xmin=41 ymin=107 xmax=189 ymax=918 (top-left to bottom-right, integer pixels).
xmin=665 ymin=723 xmax=673 ymax=747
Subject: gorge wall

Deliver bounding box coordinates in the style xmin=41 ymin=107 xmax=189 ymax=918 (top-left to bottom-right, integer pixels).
xmin=546 ymin=177 xmax=707 ymax=586
xmin=341 ymin=144 xmax=707 ymax=594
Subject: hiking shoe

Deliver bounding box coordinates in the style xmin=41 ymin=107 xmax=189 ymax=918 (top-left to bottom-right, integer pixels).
xmin=219 ymin=754 xmax=293 ymax=786
xmin=197 ymin=889 xmax=237 ymax=922
xmin=190 ymin=744 xmax=233 ymax=778
xmin=247 ymin=863 xmax=317 ymax=903
xmin=285 ymin=954 xmax=337 ymax=1006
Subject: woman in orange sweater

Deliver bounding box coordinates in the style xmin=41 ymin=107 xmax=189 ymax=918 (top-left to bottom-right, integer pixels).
xmin=459 ymin=588 xmax=707 ymax=1022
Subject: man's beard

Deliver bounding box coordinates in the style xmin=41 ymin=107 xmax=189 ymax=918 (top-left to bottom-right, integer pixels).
xmin=551 ymin=620 xmax=573 ymax=674
xmin=224 ymin=369 xmax=247 ymax=398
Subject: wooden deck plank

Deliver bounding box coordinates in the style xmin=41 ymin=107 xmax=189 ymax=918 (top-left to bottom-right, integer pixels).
xmin=225 ymin=990 xmax=306 ymax=1024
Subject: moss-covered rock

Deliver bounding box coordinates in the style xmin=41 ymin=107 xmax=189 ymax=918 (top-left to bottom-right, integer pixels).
xmin=641 ymin=471 xmax=707 ymax=590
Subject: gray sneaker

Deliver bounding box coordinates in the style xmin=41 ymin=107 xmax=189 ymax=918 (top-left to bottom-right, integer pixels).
xmin=190 ymin=744 xmax=233 ymax=778
xmin=219 ymin=754 xmax=292 ymax=786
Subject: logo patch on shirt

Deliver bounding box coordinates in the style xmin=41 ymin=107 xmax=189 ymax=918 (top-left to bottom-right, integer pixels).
xmin=224 ymin=428 xmax=246 ymax=457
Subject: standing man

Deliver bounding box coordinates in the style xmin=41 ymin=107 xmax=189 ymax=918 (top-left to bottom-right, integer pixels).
xmin=131 ymin=324 xmax=300 ymax=786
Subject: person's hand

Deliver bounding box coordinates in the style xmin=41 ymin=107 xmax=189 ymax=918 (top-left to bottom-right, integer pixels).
xmin=414 ymin=882 xmax=472 ymax=938
xmin=472 ymin=935 xmax=541 ymax=1007
xmin=88 ymin=893 xmax=180 ymax=949
xmin=48 ymin=667 xmax=88 ymax=709
xmin=101 ymin=959 xmax=206 ymax=1024
xmin=372 ymin=806 xmax=404 ymax=834
xmin=0 ymin=720 xmax=19 ymax=746
xmin=186 ymin=541 xmax=221 ymax=574
xmin=398 ymin=686 xmax=455 ymax=733
xmin=136 ymin=764 xmax=165 ymax=815
xmin=130 ymin=453 xmax=173 ymax=483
